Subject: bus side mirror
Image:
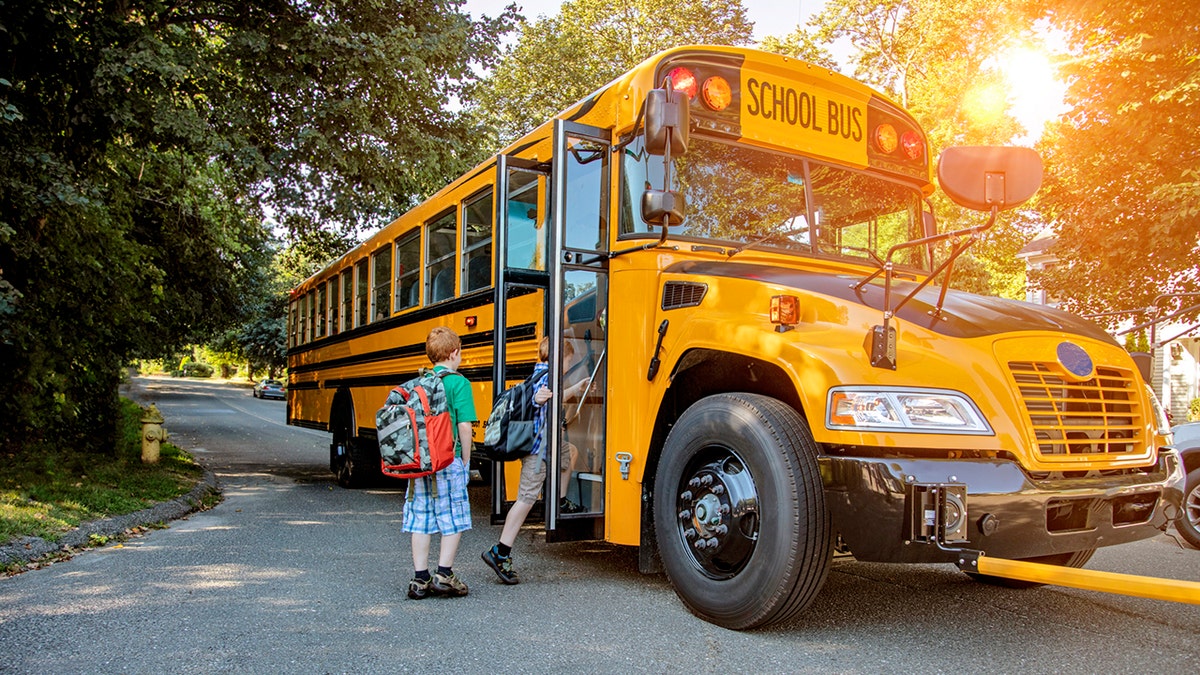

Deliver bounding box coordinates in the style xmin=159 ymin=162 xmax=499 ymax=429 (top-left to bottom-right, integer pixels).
xmin=644 ymin=86 xmax=689 ymax=156
xmin=937 ymin=146 xmax=1042 ymax=211
xmin=642 ymin=188 xmax=686 ymax=226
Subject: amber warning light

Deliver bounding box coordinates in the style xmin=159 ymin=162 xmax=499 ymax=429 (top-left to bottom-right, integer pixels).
xmin=770 ymin=295 xmax=799 ymax=332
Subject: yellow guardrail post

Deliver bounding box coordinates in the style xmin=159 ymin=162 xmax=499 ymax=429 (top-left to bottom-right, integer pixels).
xmin=972 ymin=555 xmax=1200 ymax=604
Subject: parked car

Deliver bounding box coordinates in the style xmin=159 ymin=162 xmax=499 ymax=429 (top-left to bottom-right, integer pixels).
xmin=1170 ymin=421 xmax=1200 ymax=549
xmin=253 ymin=379 xmax=286 ymax=400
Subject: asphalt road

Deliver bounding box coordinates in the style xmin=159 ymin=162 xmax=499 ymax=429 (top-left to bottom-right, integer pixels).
xmin=0 ymin=377 xmax=1197 ymax=674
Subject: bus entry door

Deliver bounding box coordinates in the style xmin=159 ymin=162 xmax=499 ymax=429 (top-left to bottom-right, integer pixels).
xmin=546 ymin=120 xmax=610 ymax=541
xmin=491 ymin=156 xmax=550 ymax=521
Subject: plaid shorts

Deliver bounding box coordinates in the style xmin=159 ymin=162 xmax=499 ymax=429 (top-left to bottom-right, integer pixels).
xmin=401 ymin=457 xmax=472 ymax=535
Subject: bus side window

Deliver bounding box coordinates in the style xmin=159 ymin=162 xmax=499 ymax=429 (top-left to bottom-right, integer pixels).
xmin=340 ymin=268 xmax=352 ymax=332
xmin=394 ymin=231 xmax=420 ymax=311
xmin=371 ymin=246 xmax=392 ymax=320
xmin=354 ymin=259 xmax=368 ymax=327
xmin=327 ymin=276 xmax=339 ymax=336
xmin=427 ymin=210 xmax=457 ymax=303
xmin=463 ymin=190 xmax=492 ymax=292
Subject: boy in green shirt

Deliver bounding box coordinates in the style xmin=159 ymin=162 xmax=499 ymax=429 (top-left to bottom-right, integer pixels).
xmin=403 ymin=326 xmax=477 ymax=598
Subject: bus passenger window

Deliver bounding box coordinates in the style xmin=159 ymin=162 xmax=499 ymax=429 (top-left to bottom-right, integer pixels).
xmin=316 ymin=284 xmax=327 ymax=338
xmin=340 ymin=269 xmax=352 ymax=332
xmin=394 ymin=231 xmax=420 ymax=311
xmin=289 ymin=300 xmax=298 ymax=347
xmin=463 ymin=191 xmax=493 ymax=292
xmin=371 ymin=247 xmax=392 ymax=321
xmin=302 ymin=292 xmax=312 ymax=343
xmin=354 ymin=259 xmax=368 ymax=327
xmin=327 ymin=276 xmax=339 ymax=336
xmin=427 ymin=211 xmax=456 ymax=303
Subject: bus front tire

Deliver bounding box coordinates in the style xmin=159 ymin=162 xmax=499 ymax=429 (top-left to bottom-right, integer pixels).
xmin=653 ymin=393 xmax=831 ymax=630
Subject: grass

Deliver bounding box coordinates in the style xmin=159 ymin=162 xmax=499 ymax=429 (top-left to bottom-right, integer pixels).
xmin=0 ymin=398 xmax=205 ymax=545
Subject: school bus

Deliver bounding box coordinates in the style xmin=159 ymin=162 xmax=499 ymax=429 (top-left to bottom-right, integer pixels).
xmin=287 ymin=45 xmax=1187 ymax=628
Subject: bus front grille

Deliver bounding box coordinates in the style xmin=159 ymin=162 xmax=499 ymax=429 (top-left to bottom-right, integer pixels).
xmin=1007 ymin=362 xmax=1144 ymax=457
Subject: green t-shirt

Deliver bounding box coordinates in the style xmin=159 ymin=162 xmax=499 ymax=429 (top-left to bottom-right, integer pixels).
xmin=434 ymin=365 xmax=477 ymax=456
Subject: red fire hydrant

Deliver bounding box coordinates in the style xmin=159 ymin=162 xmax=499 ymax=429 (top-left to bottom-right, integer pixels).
xmin=141 ymin=404 xmax=168 ymax=464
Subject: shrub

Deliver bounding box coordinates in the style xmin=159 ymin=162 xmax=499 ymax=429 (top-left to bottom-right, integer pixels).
xmin=182 ymin=362 xmax=213 ymax=378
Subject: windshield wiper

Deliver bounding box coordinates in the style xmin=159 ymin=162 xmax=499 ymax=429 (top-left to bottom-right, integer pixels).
xmin=726 ymin=227 xmax=808 ymax=258
xmin=814 ymin=242 xmax=886 ymax=269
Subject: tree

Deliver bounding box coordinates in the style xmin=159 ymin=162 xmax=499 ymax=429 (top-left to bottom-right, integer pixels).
xmin=758 ymin=29 xmax=838 ymax=70
xmin=803 ymin=0 xmax=1040 ymax=297
xmin=0 ymin=0 xmax=514 ymax=454
xmin=1031 ymin=0 xmax=1200 ymax=324
xmin=474 ymin=0 xmax=753 ymax=145
xmin=236 ymin=230 xmax=355 ymax=380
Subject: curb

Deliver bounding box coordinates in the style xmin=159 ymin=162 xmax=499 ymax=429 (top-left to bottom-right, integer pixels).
xmin=0 ymin=470 xmax=222 ymax=567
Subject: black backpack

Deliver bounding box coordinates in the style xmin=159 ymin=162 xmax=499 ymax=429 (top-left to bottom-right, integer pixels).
xmin=480 ymin=373 xmax=539 ymax=461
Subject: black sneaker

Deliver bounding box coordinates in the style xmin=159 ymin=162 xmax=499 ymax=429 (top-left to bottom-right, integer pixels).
xmin=482 ymin=547 xmax=520 ymax=585
xmin=407 ymin=576 xmax=432 ymax=600
xmin=431 ymin=571 xmax=469 ymax=597
xmin=559 ymin=497 xmax=585 ymax=514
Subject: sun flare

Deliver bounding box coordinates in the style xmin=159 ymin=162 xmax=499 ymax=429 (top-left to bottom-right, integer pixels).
xmin=998 ymin=44 xmax=1069 ymax=142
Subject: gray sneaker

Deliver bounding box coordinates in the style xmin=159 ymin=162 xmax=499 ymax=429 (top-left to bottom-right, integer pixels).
xmin=482 ymin=547 xmax=520 ymax=585
xmin=431 ymin=571 xmax=469 ymax=597
xmin=407 ymin=577 xmax=432 ymax=600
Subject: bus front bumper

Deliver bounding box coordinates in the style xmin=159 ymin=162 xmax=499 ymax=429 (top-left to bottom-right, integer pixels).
xmin=820 ymin=450 xmax=1185 ymax=564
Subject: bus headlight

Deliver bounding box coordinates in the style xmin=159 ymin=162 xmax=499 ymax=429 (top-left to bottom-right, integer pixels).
xmin=827 ymin=387 xmax=993 ymax=435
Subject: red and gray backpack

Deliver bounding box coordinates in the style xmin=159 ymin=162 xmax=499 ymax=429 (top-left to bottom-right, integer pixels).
xmin=376 ymin=369 xmax=456 ymax=480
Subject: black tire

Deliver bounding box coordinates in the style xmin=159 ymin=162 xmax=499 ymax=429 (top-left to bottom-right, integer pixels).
xmin=967 ymin=548 xmax=1096 ymax=589
xmin=1176 ymin=467 xmax=1200 ymax=550
xmin=331 ymin=413 xmax=376 ymax=489
xmin=653 ymin=393 xmax=831 ymax=630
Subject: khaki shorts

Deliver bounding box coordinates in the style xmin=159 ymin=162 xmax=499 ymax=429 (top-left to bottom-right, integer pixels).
xmin=515 ymin=444 xmax=576 ymax=505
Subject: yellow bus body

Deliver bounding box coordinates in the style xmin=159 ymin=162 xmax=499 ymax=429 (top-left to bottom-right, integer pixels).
xmin=287 ymin=45 xmax=1185 ymax=629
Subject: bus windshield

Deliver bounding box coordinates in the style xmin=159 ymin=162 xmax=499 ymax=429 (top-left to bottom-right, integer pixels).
xmin=619 ymin=137 xmax=929 ymax=271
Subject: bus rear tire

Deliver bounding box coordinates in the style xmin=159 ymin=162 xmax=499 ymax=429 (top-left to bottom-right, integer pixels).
xmin=331 ymin=415 xmax=376 ymax=489
xmin=966 ymin=548 xmax=1096 ymax=589
xmin=653 ymin=393 xmax=831 ymax=630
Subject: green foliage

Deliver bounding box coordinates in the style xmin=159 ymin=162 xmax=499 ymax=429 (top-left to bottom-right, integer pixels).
xmin=474 ymin=0 xmax=753 ymax=145
xmin=1034 ymin=0 xmax=1200 ymax=318
xmin=801 ymin=0 xmax=1038 ymax=298
xmin=1124 ymin=332 xmax=1151 ymax=353
xmin=759 ymin=29 xmax=839 ymax=70
xmin=181 ymin=362 xmax=214 ymax=378
xmin=0 ymin=398 xmax=203 ymax=544
xmin=0 ymin=1 xmax=514 ymax=455
xmin=1189 ymin=398 xmax=1199 ymax=423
